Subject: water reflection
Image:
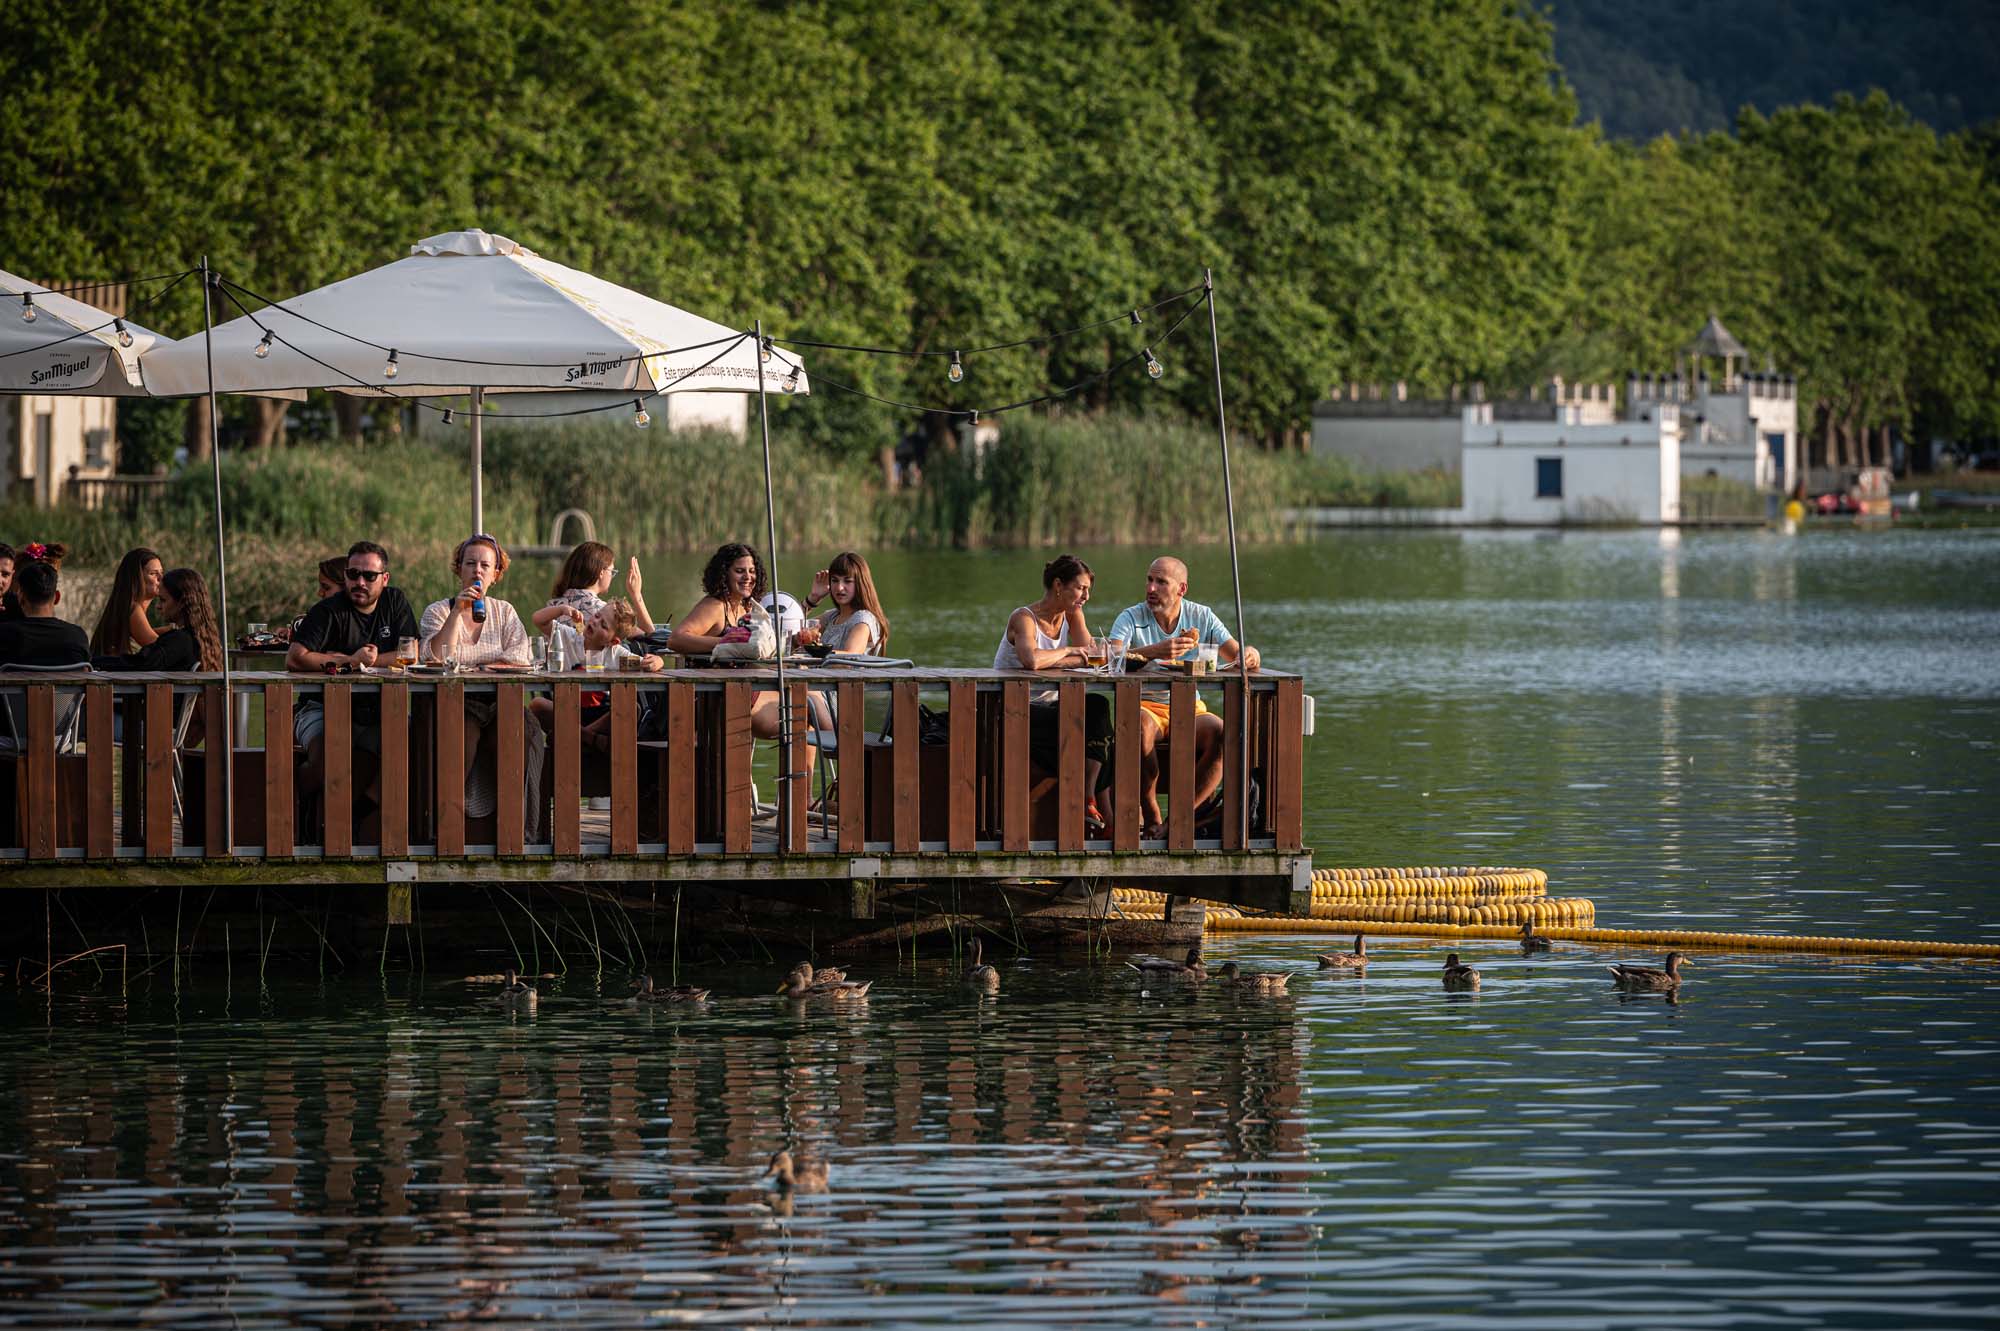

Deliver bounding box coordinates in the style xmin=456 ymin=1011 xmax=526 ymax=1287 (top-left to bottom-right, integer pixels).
xmin=4 ymin=949 xmax=1994 ymax=1327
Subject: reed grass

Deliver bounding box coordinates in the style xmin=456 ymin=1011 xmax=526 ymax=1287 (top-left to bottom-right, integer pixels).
xmin=8 ymin=414 xmax=1451 ymax=619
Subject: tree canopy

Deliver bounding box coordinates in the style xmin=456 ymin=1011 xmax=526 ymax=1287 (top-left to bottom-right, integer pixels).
xmin=2 ymin=0 xmax=1995 ymax=463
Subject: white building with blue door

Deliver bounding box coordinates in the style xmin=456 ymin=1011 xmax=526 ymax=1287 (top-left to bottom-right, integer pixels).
xmin=1460 ymin=401 xmax=1682 ymax=525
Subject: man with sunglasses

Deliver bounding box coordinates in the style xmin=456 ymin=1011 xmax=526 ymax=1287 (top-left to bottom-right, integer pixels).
xmin=286 ymin=541 xmax=419 ymax=806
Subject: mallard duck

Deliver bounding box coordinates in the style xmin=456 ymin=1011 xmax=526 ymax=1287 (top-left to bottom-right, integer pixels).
xmin=764 ymin=1148 xmax=829 ymax=1193
xmin=777 ymin=972 xmax=872 ymax=1000
xmin=498 ymin=967 xmax=538 ymax=1007
xmin=632 ymin=974 xmax=710 ymax=1003
xmin=1609 ymin=952 xmax=1689 ymax=990
xmin=965 ymin=937 xmax=1000 ymax=991
xmin=1126 ymin=947 xmax=1208 ymax=982
xmin=790 ymin=961 xmax=849 ymax=987
xmin=1215 ymin=961 xmax=1296 ymax=994
xmin=1519 ymin=920 xmax=1554 ymax=951
xmin=1317 ymin=935 xmax=1368 ymax=969
xmin=1441 ymin=953 xmax=1481 ymax=990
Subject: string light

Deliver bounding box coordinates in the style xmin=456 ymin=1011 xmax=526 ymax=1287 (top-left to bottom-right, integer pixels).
xmin=1130 ymin=310 xmax=1143 ymax=327
xmin=383 ymin=349 xmax=400 ymax=379
xmin=632 ymin=399 xmax=651 ymax=428
xmin=947 ymin=350 xmax=964 ymax=383
xmin=113 ymin=318 xmax=133 ymax=348
xmin=20 ymin=293 xmax=35 ymax=324
xmin=254 ymin=329 xmax=274 ymax=359
xmin=443 ymin=408 xmax=456 ymax=426
xmin=783 ymin=364 xmax=801 ymax=393
xmin=759 ymin=336 xmax=773 ymax=363
xmin=1144 ymin=347 xmax=1163 ymax=379
xmin=969 ymin=409 xmax=980 ymax=426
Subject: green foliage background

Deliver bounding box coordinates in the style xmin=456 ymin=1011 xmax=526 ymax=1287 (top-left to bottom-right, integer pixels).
xmin=2 ymin=0 xmax=1997 ymax=460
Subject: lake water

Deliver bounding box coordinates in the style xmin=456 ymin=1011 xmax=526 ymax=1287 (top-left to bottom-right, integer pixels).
xmin=4 ymin=528 xmax=1998 ymax=1328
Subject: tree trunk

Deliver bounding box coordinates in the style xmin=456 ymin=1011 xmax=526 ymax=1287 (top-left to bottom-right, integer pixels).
xmin=250 ymin=399 xmax=289 ymax=450
xmin=184 ymin=396 xmax=213 ymax=461
xmin=333 ymin=395 xmax=365 ymax=444
xmin=878 ymin=443 xmax=899 ymax=491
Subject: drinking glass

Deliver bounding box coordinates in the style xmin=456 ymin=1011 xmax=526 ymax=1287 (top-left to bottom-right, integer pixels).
xmin=247 ymin=622 xmax=268 ymax=639
xmin=1104 ymin=636 xmax=1128 ymax=675
xmin=396 ymin=636 xmax=419 ymax=669
xmin=1195 ymin=643 xmax=1219 ymax=676
xmin=529 ymin=637 xmax=547 ymax=671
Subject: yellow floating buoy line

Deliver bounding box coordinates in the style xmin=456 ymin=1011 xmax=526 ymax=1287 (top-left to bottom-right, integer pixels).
xmin=1111 ymin=865 xmax=2000 ymax=960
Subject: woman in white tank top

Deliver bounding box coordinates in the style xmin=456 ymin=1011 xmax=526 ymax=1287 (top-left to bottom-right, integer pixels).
xmin=993 ymin=554 xmax=1115 ymax=831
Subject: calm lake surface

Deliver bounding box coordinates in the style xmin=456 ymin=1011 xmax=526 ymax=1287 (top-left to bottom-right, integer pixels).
xmin=5 ymin=528 xmax=1999 ymax=1328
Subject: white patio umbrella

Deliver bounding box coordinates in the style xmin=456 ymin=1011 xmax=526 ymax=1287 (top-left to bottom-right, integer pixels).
xmin=143 ymin=230 xmax=815 ymax=845
xmin=0 ymin=269 xmax=166 ymax=395
xmin=140 ymin=229 xmax=809 ymax=531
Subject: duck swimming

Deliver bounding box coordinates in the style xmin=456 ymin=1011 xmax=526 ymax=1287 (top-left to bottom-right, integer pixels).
xmin=1317 ymin=935 xmax=1368 ymax=969
xmin=965 ymin=937 xmax=1000 ymax=992
xmin=498 ymin=967 xmax=538 ymax=1007
xmin=1214 ymin=961 xmax=1296 ymax=994
xmin=1519 ymin=920 xmax=1554 ymax=951
xmin=1609 ymin=952 xmax=1689 ymax=990
xmin=777 ymin=972 xmax=873 ymax=1000
xmin=1441 ymin=953 xmax=1481 ymax=990
xmin=764 ymin=1148 xmax=829 ymax=1193
xmin=790 ymin=961 xmax=849 ymax=988
xmin=632 ymin=974 xmax=711 ymax=1003
xmin=1127 ymin=947 xmax=1208 ymax=982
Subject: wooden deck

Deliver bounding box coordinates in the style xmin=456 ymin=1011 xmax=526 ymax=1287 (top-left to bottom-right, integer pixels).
xmin=0 ymin=666 xmax=1311 ymax=916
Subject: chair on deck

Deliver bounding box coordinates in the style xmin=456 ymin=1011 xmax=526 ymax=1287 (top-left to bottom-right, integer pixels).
xmin=0 ymin=663 xmax=92 ymax=848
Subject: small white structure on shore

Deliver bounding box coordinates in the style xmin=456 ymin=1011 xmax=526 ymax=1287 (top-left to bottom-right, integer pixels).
xmin=1631 ymin=316 xmax=1798 ymax=492
xmin=1460 ymin=401 xmax=1682 ymax=525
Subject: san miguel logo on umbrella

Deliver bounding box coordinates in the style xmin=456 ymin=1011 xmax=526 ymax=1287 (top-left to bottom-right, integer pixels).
xmin=26 ymin=351 xmax=106 ymax=389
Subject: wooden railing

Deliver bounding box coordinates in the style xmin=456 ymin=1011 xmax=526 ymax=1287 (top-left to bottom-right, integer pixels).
xmin=0 ymin=667 xmax=1305 ymax=867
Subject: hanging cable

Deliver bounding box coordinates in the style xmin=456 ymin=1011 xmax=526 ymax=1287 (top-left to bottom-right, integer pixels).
xmin=215 ymin=283 xmax=756 ymax=421
xmin=217 ymin=273 xmax=760 ymax=373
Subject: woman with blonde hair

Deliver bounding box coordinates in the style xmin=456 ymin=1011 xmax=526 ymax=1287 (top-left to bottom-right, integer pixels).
xmin=418 ymin=534 xmax=540 ymax=825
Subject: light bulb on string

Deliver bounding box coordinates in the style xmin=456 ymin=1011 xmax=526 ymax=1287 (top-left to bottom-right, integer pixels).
xmin=783 ymin=365 xmax=801 ymax=394
xmin=21 ymin=293 xmax=36 ymax=324
xmin=947 ymin=351 xmax=964 ymax=384
xmin=254 ymin=330 xmax=274 ymax=359
xmin=1129 ymin=310 xmax=1143 ymax=327
xmin=443 ymin=408 xmax=456 ymax=427
xmin=1144 ymin=347 xmax=1163 ymax=380
xmin=969 ymin=409 xmax=980 ymax=427
xmin=633 ymin=400 xmax=652 ymax=428
xmin=759 ymin=336 xmax=773 ymax=364
xmin=383 ymin=349 xmax=400 ymax=379
xmin=113 ymin=319 xmax=133 ymax=349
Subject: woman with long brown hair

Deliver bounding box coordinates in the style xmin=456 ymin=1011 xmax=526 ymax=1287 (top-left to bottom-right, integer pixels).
xmin=91 ymin=567 xmax=221 ymax=671
xmin=531 ymin=539 xmax=655 ymax=635
xmin=798 ymin=551 xmax=890 ymax=654
xmin=90 ymin=546 xmax=163 ymax=657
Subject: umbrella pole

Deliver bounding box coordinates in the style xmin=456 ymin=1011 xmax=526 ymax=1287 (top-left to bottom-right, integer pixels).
xmin=754 ymin=319 xmax=790 ymax=849
xmin=200 ymin=257 xmax=235 ymax=855
xmin=1203 ymin=268 xmax=1250 ymax=849
xmin=470 ymin=387 xmax=484 ymax=534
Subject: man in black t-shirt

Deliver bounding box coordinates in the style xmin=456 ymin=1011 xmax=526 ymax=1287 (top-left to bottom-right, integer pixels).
xmin=0 ymin=561 xmax=90 ymax=669
xmin=0 ymin=561 xmax=90 ymax=755
xmin=286 ymin=541 xmax=418 ymax=805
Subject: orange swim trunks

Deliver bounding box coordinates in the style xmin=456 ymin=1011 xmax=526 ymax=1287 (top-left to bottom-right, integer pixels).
xmin=1137 ymin=696 xmax=1210 ymax=729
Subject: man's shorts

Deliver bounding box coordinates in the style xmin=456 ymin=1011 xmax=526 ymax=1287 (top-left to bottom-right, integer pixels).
xmin=294 ymin=701 xmax=384 ymax=753
xmin=1138 ymin=695 xmax=1211 ymax=730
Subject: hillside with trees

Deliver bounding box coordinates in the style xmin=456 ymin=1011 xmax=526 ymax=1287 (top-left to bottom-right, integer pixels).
xmin=1551 ymin=0 xmax=2000 ymax=140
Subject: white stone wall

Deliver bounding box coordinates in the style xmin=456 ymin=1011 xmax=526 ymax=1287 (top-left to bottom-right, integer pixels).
xmin=1460 ymin=406 xmax=1680 ymax=525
